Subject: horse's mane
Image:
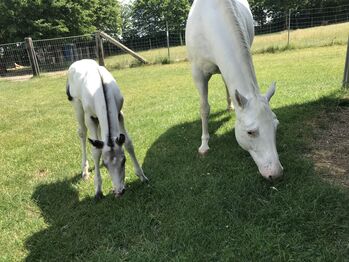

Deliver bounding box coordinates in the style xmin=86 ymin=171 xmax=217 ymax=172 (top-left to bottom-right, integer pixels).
xmin=219 ymin=0 xmax=258 ymax=90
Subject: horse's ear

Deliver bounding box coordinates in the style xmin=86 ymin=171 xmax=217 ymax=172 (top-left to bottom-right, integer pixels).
xmin=235 ymin=89 xmax=248 ymax=109
xmin=266 ymin=82 xmax=276 ymax=102
xmin=115 ymin=134 xmax=125 ymax=146
xmin=88 ymin=138 xmax=104 ymax=149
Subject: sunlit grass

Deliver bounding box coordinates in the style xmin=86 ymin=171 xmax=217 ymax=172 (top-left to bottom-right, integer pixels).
xmin=0 ymin=45 xmax=348 ymax=261
xmin=104 ymin=22 xmax=349 ymax=70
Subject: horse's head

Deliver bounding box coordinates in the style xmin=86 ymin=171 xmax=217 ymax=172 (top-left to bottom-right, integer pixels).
xmin=234 ymin=82 xmax=283 ymax=181
xmin=89 ymin=134 xmax=127 ymax=196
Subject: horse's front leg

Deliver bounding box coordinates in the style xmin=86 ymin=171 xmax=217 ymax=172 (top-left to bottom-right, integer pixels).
xmin=192 ymin=66 xmax=211 ymax=155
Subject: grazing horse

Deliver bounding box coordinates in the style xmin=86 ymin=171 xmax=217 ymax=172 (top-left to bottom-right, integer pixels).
xmin=67 ymin=59 xmax=148 ymax=199
xmin=186 ymin=0 xmax=283 ymax=180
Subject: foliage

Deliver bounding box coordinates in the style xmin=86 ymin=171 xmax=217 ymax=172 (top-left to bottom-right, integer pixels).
xmin=0 ymin=0 xmax=122 ymax=43
xmin=128 ymin=0 xmax=190 ymax=37
xmin=249 ymin=0 xmax=349 ymax=26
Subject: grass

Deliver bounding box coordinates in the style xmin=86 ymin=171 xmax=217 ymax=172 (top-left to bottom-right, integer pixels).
xmin=104 ymin=22 xmax=349 ymax=69
xmin=0 ymin=45 xmax=349 ymax=261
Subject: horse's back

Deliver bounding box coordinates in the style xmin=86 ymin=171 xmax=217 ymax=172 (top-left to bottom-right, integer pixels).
xmin=186 ymin=0 xmax=254 ymax=73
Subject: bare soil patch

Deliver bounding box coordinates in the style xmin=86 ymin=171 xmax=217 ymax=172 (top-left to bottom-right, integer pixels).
xmin=309 ymin=100 xmax=349 ymax=188
xmin=0 ymin=70 xmax=67 ymax=81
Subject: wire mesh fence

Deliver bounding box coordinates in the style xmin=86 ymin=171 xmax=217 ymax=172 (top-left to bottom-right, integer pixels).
xmin=0 ymin=41 xmax=32 ymax=76
xmin=32 ymin=34 xmax=97 ymax=74
xmin=0 ymin=4 xmax=348 ymax=78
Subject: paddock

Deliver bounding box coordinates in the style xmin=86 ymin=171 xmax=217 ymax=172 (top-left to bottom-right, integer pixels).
xmin=0 ymin=45 xmax=348 ymax=260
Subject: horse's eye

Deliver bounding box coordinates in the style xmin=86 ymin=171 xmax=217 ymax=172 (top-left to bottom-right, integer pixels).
xmin=247 ymin=130 xmax=258 ymax=137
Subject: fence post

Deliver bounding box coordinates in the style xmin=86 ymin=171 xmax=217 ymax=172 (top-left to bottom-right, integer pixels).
xmin=287 ymin=9 xmax=291 ymax=47
xmin=166 ymin=21 xmax=170 ymax=62
xmin=95 ymin=31 xmax=105 ymax=66
xmin=99 ymin=31 xmax=147 ymax=64
xmin=25 ymin=37 xmax=40 ymax=77
xmin=343 ymin=36 xmax=349 ymax=88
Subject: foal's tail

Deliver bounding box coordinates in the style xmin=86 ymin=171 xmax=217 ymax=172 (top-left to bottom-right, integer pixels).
xmin=66 ymin=80 xmax=73 ymax=101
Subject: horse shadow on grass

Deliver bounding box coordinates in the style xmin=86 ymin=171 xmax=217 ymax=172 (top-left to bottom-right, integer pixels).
xmin=25 ymin=97 xmax=349 ymax=261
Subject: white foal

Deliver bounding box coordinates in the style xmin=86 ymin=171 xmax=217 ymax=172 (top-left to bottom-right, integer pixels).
xmin=67 ymin=59 xmax=148 ymax=199
xmin=186 ymin=0 xmax=283 ymax=180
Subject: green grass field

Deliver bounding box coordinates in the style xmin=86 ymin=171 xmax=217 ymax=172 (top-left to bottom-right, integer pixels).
xmin=104 ymin=22 xmax=349 ymax=69
xmin=0 ymin=43 xmax=349 ymax=260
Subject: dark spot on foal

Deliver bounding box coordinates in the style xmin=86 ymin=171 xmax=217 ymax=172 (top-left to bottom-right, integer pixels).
xmin=90 ymin=116 xmax=99 ymax=125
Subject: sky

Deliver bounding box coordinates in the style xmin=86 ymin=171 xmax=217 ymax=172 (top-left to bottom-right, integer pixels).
xmin=119 ymin=0 xmax=133 ymax=4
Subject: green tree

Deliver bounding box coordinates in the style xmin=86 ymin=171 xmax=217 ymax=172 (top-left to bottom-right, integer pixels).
xmin=250 ymin=0 xmax=349 ymax=26
xmin=0 ymin=0 xmax=122 ymax=43
xmin=130 ymin=0 xmax=190 ymax=36
xmin=121 ymin=2 xmax=138 ymax=39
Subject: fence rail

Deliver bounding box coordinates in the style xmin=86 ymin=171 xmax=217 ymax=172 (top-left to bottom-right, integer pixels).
xmin=0 ymin=4 xmax=349 ymax=78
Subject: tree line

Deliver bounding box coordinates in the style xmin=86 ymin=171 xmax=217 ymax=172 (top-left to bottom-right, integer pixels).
xmin=0 ymin=0 xmax=346 ymax=44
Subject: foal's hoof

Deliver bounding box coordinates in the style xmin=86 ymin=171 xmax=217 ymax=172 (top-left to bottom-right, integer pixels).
xmin=140 ymin=175 xmax=149 ymax=183
xmin=227 ymin=105 xmax=234 ymax=112
xmin=114 ymin=188 xmax=126 ymax=198
xmin=94 ymin=191 xmax=105 ymax=201
xmin=81 ymin=172 xmax=90 ymax=180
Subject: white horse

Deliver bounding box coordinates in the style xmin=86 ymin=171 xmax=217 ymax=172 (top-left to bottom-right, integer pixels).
xmin=67 ymin=59 xmax=148 ymax=199
xmin=186 ymin=0 xmax=283 ymax=180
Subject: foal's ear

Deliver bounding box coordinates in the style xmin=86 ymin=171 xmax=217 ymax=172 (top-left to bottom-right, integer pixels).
xmin=115 ymin=134 xmax=125 ymax=146
xmin=88 ymin=138 xmax=104 ymax=149
xmin=235 ymin=89 xmax=248 ymax=109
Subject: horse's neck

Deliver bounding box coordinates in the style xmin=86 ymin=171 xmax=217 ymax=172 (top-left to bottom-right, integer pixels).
xmin=216 ymin=0 xmax=259 ymax=98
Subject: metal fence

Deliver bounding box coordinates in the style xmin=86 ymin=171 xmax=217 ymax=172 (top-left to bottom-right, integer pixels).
xmin=0 ymin=4 xmax=349 ymax=78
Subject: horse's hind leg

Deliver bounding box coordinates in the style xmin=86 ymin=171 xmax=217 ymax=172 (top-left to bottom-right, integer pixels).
xmin=72 ymin=101 xmax=89 ymax=180
xmin=192 ymin=65 xmax=211 ymax=155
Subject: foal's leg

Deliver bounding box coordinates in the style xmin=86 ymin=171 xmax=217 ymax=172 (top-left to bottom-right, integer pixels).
xmin=224 ymin=80 xmax=234 ymax=112
xmin=72 ymin=102 xmax=89 ymax=179
xmin=192 ymin=65 xmax=211 ymax=155
xmin=118 ymin=112 xmax=148 ymax=182
xmin=85 ymin=115 xmax=103 ymax=199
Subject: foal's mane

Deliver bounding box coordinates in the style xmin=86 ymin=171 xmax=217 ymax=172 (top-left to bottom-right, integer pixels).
xmin=98 ymin=67 xmax=114 ymax=147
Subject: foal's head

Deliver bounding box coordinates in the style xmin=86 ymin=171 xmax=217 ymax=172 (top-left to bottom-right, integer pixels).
xmin=89 ymin=134 xmax=127 ymax=196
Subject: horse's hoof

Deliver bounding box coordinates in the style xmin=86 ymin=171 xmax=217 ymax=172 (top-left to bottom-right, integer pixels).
xmin=94 ymin=191 xmax=104 ymax=201
xmin=198 ymin=147 xmax=209 ymax=156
